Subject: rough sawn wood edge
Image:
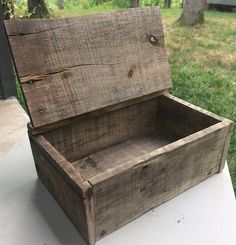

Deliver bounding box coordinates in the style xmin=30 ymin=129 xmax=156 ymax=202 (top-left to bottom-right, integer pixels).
xmin=27 ymin=89 xmax=169 ymax=135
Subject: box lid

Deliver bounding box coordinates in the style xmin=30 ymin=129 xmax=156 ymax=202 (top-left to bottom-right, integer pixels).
xmin=5 ymin=7 xmax=171 ymax=130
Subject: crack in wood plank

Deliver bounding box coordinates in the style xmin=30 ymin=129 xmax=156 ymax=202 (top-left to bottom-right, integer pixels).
xmin=21 ymin=62 xmax=122 ymax=83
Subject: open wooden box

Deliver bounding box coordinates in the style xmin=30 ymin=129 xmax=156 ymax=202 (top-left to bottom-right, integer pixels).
xmin=5 ymin=7 xmax=233 ymax=245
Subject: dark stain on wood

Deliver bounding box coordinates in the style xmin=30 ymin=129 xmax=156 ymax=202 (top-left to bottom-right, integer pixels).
xmin=128 ymin=68 xmax=134 ymax=78
xmin=62 ymin=70 xmax=72 ymax=79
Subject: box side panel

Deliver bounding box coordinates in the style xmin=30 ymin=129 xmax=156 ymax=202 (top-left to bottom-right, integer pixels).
xmin=44 ymin=98 xmax=159 ymax=162
xmin=92 ymin=124 xmax=229 ymax=240
xmin=29 ymin=136 xmax=95 ymax=245
xmin=157 ymin=95 xmax=220 ymax=140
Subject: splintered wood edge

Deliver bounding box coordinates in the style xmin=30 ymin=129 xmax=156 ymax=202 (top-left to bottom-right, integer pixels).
xmin=219 ymin=122 xmax=234 ymax=172
xmin=29 ymin=134 xmax=91 ymax=197
xmin=88 ymin=121 xmax=231 ymax=186
xmin=28 ymin=89 xmax=169 ymax=135
xmin=165 ymin=94 xmax=233 ymax=124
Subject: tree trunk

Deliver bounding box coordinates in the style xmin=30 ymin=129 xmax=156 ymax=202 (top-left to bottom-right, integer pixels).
xmin=164 ymin=0 xmax=172 ymax=8
xmin=131 ymin=0 xmax=140 ymax=8
xmin=27 ymin=0 xmax=49 ymax=18
xmin=179 ymin=0 xmax=205 ymax=26
xmin=57 ymin=0 xmax=64 ymax=9
xmin=95 ymin=0 xmax=102 ymax=6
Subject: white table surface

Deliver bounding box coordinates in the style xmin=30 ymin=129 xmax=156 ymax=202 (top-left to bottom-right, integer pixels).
xmin=0 ymin=134 xmax=235 ymax=245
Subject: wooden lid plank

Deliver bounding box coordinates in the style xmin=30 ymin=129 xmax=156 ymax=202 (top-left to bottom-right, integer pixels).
xmin=5 ymin=7 xmax=171 ymax=128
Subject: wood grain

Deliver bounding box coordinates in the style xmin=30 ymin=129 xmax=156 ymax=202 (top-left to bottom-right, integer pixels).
xmin=29 ymin=135 xmax=95 ymax=244
xmin=5 ymin=7 xmax=171 ymax=128
xmin=72 ymin=133 xmax=174 ymax=181
xmin=28 ymin=94 xmax=232 ymax=245
xmin=156 ymin=95 xmax=220 ymax=139
xmin=91 ymin=121 xmax=230 ymax=240
xmin=218 ymin=121 xmax=234 ymax=172
xmin=44 ymin=98 xmax=160 ymax=163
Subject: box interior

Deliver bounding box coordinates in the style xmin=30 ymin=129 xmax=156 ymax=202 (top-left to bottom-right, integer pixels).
xmin=44 ymin=96 xmax=220 ymax=181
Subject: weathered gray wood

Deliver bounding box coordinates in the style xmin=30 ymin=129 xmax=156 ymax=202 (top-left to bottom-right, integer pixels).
xmin=90 ymin=121 xmax=230 ymax=240
xmin=219 ymin=121 xmax=233 ymax=172
xmin=72 ymin=133 xmax=173 ymax=181
xmin=87 ymin=95 xmax=232 ymax=185
xmin=156 ymin=95 xmax=220 ymax=139
xmin=29 ymin=135 xmax=95 ymax=244
xmin=27 ymin=89 xmax=167 ymax=135
xmin=5 ymin=7 xmax=171 ymax=128
xmin=44 ymin=98 xmax=161 ymax=163
xmin=27 ymin=94 xmax=232 ymax=245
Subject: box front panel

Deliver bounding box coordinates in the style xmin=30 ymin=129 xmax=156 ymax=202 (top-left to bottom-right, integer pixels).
xmin=92 ymin=124 xmax=229 ymax=240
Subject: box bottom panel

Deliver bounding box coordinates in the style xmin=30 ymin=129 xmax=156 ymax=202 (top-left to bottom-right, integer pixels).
xmin=71 ymin=132 xmax=175 ymax=181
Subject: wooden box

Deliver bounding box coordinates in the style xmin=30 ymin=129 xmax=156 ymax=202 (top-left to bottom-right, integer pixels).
xmin=5 ymin=7 xmax=233 ymax=245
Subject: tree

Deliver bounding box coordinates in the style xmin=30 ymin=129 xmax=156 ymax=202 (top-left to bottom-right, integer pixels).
xmin=178 ymin=0 xmax=205 ymax=26
xmin=164 ymin=0 xmax=171 ymax=8
xmin=1 ymin=0 xmax=14 ymax=20
xmin=27 ymin=0 xmax=49 ymax=18
xmin=95 ymin=0 xmax=102 ymax=6
xmin=57 ymin=0 xmax=64 ymax=9
xmin=131 ymin=0 xmax=140 ymax=8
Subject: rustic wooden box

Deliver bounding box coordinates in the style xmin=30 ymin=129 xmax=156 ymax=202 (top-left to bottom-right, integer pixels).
xmin=5 ymin=7 xmax=233 ymax=245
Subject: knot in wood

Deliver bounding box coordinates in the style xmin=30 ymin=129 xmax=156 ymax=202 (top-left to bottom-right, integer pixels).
xmin=101 ymin=230 xmax=107 ymax=237
xmin=142 ymin=165 xmax=148 ymax=170
xmin=128 ymin=68 xmax=134 ymax=78
xmin=39 ymin=108 xmax=47 ymax=113
xmin=147 ymin=34 xmax=159 ymax=46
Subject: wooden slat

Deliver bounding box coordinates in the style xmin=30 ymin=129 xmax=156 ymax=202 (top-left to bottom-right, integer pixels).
xmin=4 ymin=7 xmax=171 ymax=128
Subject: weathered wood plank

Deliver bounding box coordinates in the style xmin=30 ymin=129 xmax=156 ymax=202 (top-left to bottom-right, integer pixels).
xmin=156 ymin=95 xmax=221 ymax=139
xmin=91 ymin=121 xmax=229 ymax=240
xmin=5 ymin=7 xmax=171 ymax=128
xmin=164 ymin=94 xmax=231 ymax=123
xmin=27 ymin=89 xmax=168 ymax=135
xmin=72 ymin=133 xmax=174 ymax=181
xmin=29 ymin=135 xmax=95 ymax=244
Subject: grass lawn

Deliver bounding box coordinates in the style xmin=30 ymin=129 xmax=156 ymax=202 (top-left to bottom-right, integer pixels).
xmin=16 ymin=6 xmax=236 ymax=193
